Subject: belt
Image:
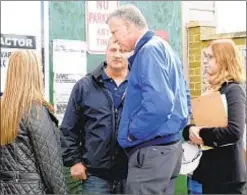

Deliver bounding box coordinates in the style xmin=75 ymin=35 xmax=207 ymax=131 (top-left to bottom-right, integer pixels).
xmin=0 ymin=171 xmax=41 ymax=182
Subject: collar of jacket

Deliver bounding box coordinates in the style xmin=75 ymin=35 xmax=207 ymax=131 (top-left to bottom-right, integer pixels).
xmin=128 ymin=30 xmax=155 ymax=66
xmin=90 ymin=61 xmax=130 ymax=84
xmin=90 ymin=61 xmax=106 ymax=82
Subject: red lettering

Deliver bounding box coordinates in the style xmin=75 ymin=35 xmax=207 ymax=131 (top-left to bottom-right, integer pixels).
xmin=88 ymin=12 xmax=110 ymax=24
xmin=97 ymin=29 xmax=102 ymax=36
xmin=102 ymin=1 xmax=109 ymax=9
xmin=96 ymin=1 xmax=109 ymax=10
xmin=97 ymin=38 xmax=108 ymax=46
xmin=96 ymin=1 xmax=103 ymax=9
xmin=97 ymin=28 xmax=109 ymax=36
xmin=88 ymin=13 xmax=94 ymax=23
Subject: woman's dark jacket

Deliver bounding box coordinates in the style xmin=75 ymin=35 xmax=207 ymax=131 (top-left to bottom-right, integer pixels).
xmin=0 ymin=105 xmax=68 ymax=194
xmin=183 ymin=82 xmax=246 ymax=184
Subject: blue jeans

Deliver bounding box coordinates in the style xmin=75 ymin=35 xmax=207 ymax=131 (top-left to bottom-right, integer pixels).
xmin=82 ymin=174 xmax=126 ymax=194
xmin=188 ymin=177 xmax=202 ymax=194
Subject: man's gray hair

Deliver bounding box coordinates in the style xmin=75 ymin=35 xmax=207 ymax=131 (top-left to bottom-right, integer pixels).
xmin=106 ymin=4 xmax=148 ymax=29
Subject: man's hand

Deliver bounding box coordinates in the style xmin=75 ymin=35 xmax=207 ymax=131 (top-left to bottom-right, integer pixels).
xmin=189 ymin=126 xmax=204 ymax=145
xmin=70 ymin=162 xmax=87 ymax=180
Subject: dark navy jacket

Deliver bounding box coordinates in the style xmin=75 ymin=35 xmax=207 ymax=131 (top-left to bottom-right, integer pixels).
xmin=60 ymin=62 xmax=128 ymax=179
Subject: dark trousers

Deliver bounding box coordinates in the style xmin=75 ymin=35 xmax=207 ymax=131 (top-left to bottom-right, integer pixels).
xmin=126 ymin=141 xmax=182 ymax=194
xmin=82 ymin=174 xmax=126 ymax=194
xmin=203 ymin=182 xmax=246 ymax=194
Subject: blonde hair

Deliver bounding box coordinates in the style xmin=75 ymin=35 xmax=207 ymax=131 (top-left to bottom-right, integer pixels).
xmin=0 ymin=50 xmax=53 ymax=145
xmin=207 ymin=39 xmax=246 ymax=91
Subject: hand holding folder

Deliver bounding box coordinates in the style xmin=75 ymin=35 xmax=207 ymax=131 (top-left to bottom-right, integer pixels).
xmin=191 ymin=91 xmax=246 ymax=157
xmin=191 ymin=91 xmax=228 ymax=150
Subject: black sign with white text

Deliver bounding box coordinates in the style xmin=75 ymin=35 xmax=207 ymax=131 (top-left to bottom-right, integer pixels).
xmin=1 ymin=34 xmax=36 ymax=49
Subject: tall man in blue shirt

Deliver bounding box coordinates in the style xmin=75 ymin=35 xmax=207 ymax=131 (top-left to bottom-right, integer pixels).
xmin=107 ymin=4 xmax=190 ymax=194
xmin=60 ymin=38 xmax=129 ymax=194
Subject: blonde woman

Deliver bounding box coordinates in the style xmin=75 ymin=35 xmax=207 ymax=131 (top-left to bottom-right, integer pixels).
xmin=183 ymin=39 xmax=246 ymax=194
xmin=0 ymin=51 xmax=68 ymax=194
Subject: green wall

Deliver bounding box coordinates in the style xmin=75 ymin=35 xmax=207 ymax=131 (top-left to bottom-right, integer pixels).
xmin=49 ymin=1 xmax=186 ymax=194
xmin=49 ymin=1 xmax=182 ymax=103
xmin=49 ymin=1 xmax=182 ymax=70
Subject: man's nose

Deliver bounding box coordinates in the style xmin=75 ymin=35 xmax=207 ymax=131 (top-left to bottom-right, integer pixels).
xmin=114 ymin=51 xmax=121 ymax=58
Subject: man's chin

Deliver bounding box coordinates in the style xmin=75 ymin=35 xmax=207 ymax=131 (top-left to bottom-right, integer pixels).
xmin=111 ymin=64 xmax=124 ymax=70
xmin=112 ymin=65 xmax=123 ymax=69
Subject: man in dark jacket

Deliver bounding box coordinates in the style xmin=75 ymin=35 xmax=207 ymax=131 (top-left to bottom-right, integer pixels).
xmin=60 ymin=38 xmax=129 ymax=194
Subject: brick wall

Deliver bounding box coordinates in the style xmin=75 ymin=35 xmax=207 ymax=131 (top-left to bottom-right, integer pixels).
xmin=187 ymin=21 xmax=246 ymax=97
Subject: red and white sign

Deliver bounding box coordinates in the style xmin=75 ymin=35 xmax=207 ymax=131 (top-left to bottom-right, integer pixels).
xmin=86 ymin=1 xmax=119 ymax=54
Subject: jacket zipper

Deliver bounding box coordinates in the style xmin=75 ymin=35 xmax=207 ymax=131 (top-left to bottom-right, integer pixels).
xmin=115 ymin=88 xmax=127 ymax=138
xmin=102 ymin=87 xmax=117 ymax=162
xmin=99 ymin=80 xmax=127 ymax=163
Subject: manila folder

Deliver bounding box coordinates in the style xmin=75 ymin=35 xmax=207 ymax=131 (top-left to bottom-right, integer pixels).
xmin=191 ymin=91 xmax=227 ymax=127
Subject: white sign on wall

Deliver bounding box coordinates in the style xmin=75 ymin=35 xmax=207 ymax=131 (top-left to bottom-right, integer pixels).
xmin=1 ymin=34 xmax=36 ymax=93
xmin=1 ymin=1 xmax=48 ymax=99
xmin=52 ymin=39 xmax=87 ymax=124
xmin=53 ymin=73 xmax=83 ymax=124
xmin=53 ymin=39 xmax=87 ymax=74
xmin=85 ymin=1 xmax=119 ymax=54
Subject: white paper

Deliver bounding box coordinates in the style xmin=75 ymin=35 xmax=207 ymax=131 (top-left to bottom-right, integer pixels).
xmin=221 ymin=94 xmax=228 ymax=116
xmin=54 ymin=73 xmax=82 ymax=100
xmin=53 ymin=73 xmax=84 ymax=125
xmin=53 ymin=39 xmax=87 ymax=74
xmin=54 ymin=102 xmax=68 ymax=124
xmin=53 ymin=40 xmax=86 ymax=123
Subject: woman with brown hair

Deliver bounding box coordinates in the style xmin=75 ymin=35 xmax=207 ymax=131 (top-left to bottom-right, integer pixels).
xmin=183 ymin=39 xmax=246 ymax=194
xmin=0 ymin=51 xmax=68 ymax=194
